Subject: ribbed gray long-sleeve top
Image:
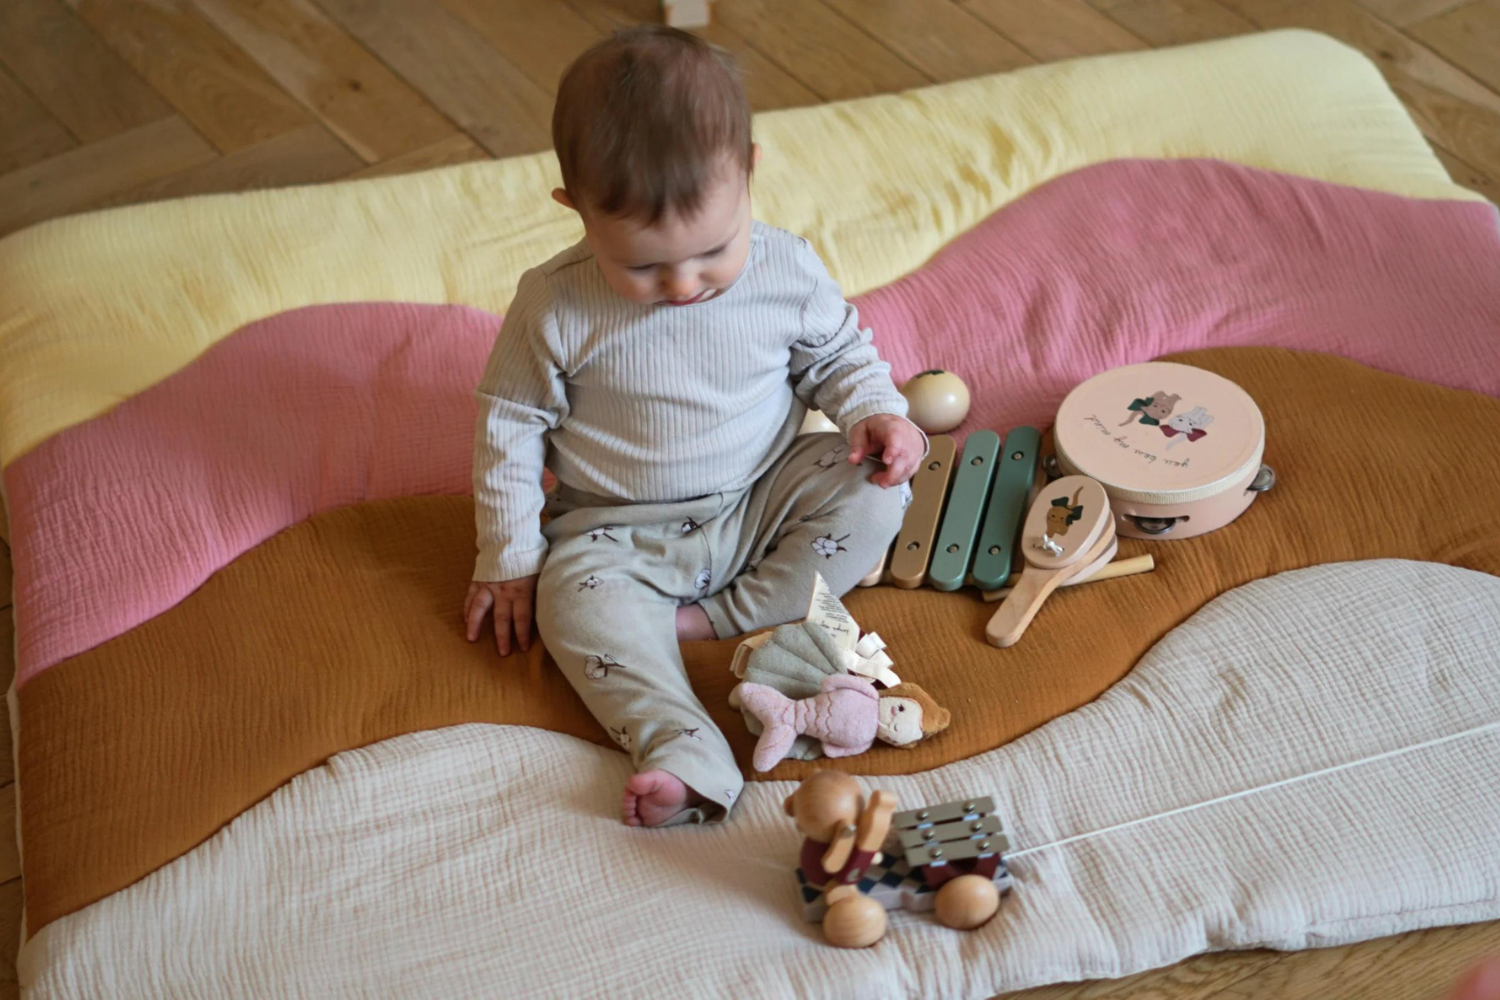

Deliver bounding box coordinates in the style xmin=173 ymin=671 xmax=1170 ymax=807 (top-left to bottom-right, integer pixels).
xmin=473 ymin=221 xmax=909 ymax=582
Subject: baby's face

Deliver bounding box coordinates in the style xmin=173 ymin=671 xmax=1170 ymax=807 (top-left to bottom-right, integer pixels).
xmin=578 ymin=159 xmax=754 ymax=307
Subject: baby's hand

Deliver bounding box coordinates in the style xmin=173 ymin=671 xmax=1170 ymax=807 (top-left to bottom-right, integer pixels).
xmin=465 ymin=575 xmax=539 ymax=657
xmin=848 ymin=414 xmax=924 ymax=487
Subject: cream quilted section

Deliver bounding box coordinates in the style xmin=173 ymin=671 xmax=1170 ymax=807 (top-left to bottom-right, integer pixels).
xmin=21 ymin=560 xmax=1500 ymax=998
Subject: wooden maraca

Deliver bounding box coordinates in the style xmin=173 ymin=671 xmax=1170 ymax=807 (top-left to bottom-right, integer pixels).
xmin=985 ymin=476 xmax=1114 ymax=648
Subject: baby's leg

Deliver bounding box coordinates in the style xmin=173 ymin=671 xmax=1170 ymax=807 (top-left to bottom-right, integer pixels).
xmin=536 ymin=518 xmax=743 ymax=827
xmin=700 ymin=432 xmax=909 ymax=637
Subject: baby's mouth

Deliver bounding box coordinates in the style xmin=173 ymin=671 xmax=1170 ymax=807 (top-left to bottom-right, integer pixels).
xmin=663 ymin=289 xmax=711 ymax=306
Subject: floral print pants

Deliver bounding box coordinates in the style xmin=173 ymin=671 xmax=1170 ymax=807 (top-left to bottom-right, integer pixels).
xmin=535 ymin=433 xmax=908 ymax=824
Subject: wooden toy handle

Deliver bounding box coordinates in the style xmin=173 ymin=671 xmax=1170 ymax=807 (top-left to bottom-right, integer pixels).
xmin=982 ymin=552 xmax=1154 ymax=602
xmin=984 ymin=569 xmax=1066 ymax=648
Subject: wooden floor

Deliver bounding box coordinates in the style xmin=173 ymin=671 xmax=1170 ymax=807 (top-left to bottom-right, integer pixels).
xmin=0 ymin=0 xmax=1497 ymax=996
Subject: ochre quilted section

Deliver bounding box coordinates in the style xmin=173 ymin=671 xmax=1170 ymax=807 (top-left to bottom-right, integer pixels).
xmin=16 ymin=346 xmax=1500 ymax=933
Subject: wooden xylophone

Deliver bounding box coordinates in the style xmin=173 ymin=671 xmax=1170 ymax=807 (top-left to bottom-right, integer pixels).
xmin=861 ymin=427 xmax=1043 ymax=592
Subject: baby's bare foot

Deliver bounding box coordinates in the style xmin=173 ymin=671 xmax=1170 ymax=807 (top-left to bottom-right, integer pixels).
xmin=675 ymin=604 xmax=717 ymax=642
xmin=622 ymin=769 xmax=703 ymax=827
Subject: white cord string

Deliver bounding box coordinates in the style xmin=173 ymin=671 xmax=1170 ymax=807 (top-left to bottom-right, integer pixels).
xmin=1009 ymin=720 xmax=1500 ymax=861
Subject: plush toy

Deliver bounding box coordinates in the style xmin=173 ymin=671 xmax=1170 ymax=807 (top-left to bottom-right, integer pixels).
xmin=733 ymin=675 xmax=951 ymax=772
xmin=732 ymin=619 xmax=902 ymax=758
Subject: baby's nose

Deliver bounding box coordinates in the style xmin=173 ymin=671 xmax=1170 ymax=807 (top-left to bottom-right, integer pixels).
xmin=661 ymin=272 xmax=697 ymax=297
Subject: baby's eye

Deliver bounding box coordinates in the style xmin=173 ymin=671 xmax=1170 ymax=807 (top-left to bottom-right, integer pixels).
xmin=629 ymin=264 xmax=655 ymax=274
xmin=702 ymin=244 xmax=727 ymax=258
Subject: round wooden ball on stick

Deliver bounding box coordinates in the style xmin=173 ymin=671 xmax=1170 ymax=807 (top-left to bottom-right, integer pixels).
xmin=901 ymin=370 xmax=971 ymax=433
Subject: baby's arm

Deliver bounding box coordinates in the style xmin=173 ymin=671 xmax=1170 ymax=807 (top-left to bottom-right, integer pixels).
xmin=467 ymin=269 xmax=569 ymax=656
xmin=788 ymin=243 xmax=925 ymax=486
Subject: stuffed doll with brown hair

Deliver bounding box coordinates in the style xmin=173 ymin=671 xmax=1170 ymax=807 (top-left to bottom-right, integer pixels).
xmin=732 ymin=675 xmax=951 ymax=772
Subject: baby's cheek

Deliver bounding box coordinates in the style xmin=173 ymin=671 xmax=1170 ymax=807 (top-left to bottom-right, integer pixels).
xmin=604 ymin=270 xmax=654 ymax=303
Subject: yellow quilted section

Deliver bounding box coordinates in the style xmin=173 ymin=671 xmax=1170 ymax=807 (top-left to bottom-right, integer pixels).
xmin=0 ymin=29 xmax=1476 ymax=471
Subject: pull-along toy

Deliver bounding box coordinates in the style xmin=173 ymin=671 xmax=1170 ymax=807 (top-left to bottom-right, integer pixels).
xmin=786 ymin=771 xmax=1011 ymax=948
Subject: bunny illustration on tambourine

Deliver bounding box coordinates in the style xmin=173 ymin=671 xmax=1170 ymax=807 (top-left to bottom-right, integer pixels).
xmin=1160 ymin=406 xmax=1213 ymax=449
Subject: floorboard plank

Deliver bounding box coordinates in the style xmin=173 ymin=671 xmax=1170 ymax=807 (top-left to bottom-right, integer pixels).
xmin=562 ymin=0 xmax=823 ymax=110
xmin=439 ymin=0 xmax=604 ymax=94
xmin=819 ymin=0 xmax=1035 ymax=81
xmin=1408 ymin=0 xmax=1500 ymax=94
xmin=1353 ymin=0 xmax=1468 ymax=27
xmin=960 ymin=0 xmax=1148 ymax=60
xmin=71 ymin=0 xmax=311 ymax=154
xmin=1433 ymin=144 xmax=1500 ymax=198
xmin=188 ymin=0 xmax=456 ymax=163
xmin=0 ymin=0 xmax=171 ymax=142
xmin=315 ymin=0 xmax=554 ymax=157
xmin=1206 ymin=921 xmax=1500 ymax=999
xmin=94 ymin=123 xmax=362 ymax=209
xmin=1102 ymin=0 xmax=1259 ymax=45
xmin=0 ymin=712 xmax=10 ymax=793
xmin=1218 ymin=0 xmax=1500 ymax=188
xmin=0 ymin=791 xmax=15 ymax=886
xmin=710 ymin=0 xmax=930 ymax=99
xmin=997 ymin=949 xmax=1283 ymax=999
xmin=0 ymin=879 xmax=19 ymax=983
xmin=1 ymin=553 xmax=12 ymax=793
xmin=343 ymin=133 xmax=491 ymax=180
xmin=0 ymin=116 xmax=217 ymax=236
xmin=0 ymin=67 xmax=76 ymax=174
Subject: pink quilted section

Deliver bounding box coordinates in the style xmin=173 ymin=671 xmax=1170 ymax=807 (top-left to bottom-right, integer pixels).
xmin=7 ymin=159 xmax=1500 ymax=682
xmin=861 ymin=159 xmax=1500 ymax=435
xmin=7 ymin=303 xmax=497 ymax=683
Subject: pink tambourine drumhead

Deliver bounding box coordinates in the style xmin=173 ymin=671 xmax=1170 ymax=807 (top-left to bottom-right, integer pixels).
xmin=1053 ymin=362 xmax=1266 ymax=537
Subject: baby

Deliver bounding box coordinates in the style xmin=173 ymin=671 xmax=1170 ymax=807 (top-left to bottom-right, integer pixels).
xmin=463 ymin=26 xmax=925 ymax=828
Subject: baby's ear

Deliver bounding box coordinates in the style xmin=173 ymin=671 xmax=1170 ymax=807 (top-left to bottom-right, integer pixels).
xmin=784 ymin=793 xmax=797 ymax=817
xmin=550 ymin=187 xmax=578 ymax=212
xmin=751 ymin=142 xmax=763 ymax=171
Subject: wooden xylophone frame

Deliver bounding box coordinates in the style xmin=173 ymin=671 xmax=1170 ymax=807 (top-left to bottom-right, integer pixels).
xmin=861 ymin=427 xmax=1043 ymax=593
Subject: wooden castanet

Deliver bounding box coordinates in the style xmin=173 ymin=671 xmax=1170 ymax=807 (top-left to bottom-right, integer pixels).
xmin=985 ymin=476 xmax=1112 ymax=648
xmin=1067 ymin=534 xmax=1118 ymax=586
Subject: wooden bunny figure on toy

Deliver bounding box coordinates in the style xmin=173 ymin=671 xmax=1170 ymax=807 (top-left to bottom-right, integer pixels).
xmin=785 ymin=771 xmax=898 ymax=948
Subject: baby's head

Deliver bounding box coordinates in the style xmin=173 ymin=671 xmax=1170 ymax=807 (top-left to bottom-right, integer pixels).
xmin=552 ymin=26 xmax=758 ymax=307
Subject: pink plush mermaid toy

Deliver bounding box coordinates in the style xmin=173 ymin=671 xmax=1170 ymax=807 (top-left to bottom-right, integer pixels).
xmin=733 ymin=675 xmax=951 ymax=772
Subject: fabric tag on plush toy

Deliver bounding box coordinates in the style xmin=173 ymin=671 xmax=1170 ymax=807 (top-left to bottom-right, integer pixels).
xmin=806 ymin=573 xmax=859 ymax=650
xmin=806 ymin=573 xmax=902 ymax=687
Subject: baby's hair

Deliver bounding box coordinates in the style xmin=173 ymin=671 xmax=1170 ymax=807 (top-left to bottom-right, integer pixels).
xmin=881 ymin=684 xmax=952 ymax=741
xmin=552 ymin=25 xmax=753 ymax=224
